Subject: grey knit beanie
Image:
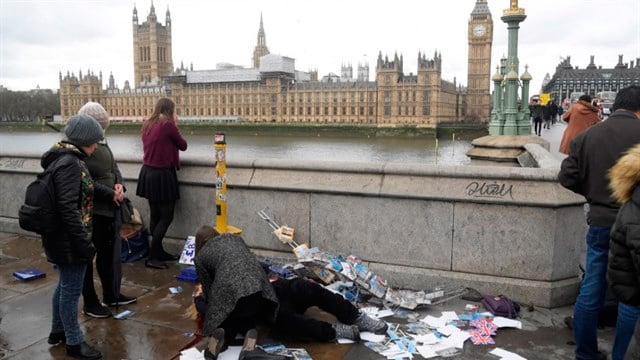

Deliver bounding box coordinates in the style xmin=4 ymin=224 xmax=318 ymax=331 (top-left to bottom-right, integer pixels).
xmin=64 ymin=114 xmax=104 ymax=146
xmin=78 ymin=101 xmax=110 ymax=129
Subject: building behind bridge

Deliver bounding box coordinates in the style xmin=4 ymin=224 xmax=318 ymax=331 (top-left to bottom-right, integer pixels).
xmin=542 ymin=55 xmax=640 ymax=103
xmin=59 ymin=1 xmax=495 ymax=126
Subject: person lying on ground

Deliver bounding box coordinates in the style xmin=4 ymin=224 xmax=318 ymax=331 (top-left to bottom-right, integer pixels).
xmin=190 ymin=225 xmax=388 ymax=359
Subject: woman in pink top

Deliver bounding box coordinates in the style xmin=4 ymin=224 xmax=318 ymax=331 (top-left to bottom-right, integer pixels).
xmin=136 ymin=98 xmax=188 ymax=269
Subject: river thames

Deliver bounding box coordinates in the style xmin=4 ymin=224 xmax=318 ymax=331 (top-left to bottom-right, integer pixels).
xmin=0 ymin=131 xmax=476 ymax=165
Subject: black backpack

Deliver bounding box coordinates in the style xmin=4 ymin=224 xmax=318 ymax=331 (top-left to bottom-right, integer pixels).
xmin=19 ymin=161 xmax=59 ymax=234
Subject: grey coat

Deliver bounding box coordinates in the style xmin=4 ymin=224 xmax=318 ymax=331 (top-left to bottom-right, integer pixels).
xmin=194 ymin=233 xmax=279 ymax=336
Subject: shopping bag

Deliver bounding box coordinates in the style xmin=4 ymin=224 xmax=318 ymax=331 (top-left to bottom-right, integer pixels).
xmin=481 ymin=295 xmax=520 ymax=319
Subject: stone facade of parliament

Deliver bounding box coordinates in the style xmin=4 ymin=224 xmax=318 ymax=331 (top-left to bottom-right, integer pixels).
xmin=59 ymin=1 xmax=493 ymax=126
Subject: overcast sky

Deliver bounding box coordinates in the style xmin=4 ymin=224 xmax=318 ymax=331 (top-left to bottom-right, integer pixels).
xmin=1 ymin=0 xmax=639 ymax=94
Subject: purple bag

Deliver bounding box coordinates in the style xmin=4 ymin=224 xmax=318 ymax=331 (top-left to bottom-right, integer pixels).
xmin=481 ymin=295 xmax=520 ymax=318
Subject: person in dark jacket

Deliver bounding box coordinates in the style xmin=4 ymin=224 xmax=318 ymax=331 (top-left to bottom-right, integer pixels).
xmin=136 ymin=97 xmax=188 ymax=269
xmin=543 ymin=102 xmax=553 ymax=129
xmin=530 ymin=100 xmax=544 ymax=136
xmin=193 ymin=226 xmax=279 ymax=360
xmin=191 ymin=225 xmax=387 ymax=359
xmin=44 ymin=114 xmax=106 ymax=360
xmin=608 ymin=144 xmax=640 ymax=360
xmin=548 ymin=100 xmax=559 ymax=125
xmin=78 ymin=102 xmax=137 ymax=319
xmin=559 ymin=85 xmax=640 ymax=360
xmin=270 ymin=276 xmax=387 ymax=342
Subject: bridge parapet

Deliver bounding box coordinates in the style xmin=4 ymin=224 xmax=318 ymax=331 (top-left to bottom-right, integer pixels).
xmin=0 ymin=148 xmax=585 ymax=307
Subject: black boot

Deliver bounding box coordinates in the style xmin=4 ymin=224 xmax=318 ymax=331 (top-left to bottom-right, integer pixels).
xmin=47 ymin=332 xmax=65 ymax=345
xmin=65 ymin=341 xmax=102 ymax=359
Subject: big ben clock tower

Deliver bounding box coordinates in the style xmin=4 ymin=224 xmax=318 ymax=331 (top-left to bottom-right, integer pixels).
xmin=466 ymin=0 xmax=493 ymax=122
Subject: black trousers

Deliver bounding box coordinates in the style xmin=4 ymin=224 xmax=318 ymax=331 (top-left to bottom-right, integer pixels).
xmin=533 ymin=118 xmax=542 ymax=135
xmin=148 ymin=200 xmax=175 ymax=260
xmin=82 ymin=214 xmax=116 ymax=305
xmin=273 ymin=278 xmax=359 ymax=342
xmin=218 ymin=292 xmax=268 ymax=344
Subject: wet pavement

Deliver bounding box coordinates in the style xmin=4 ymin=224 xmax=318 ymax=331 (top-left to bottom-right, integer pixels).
xmin=0 ymin=122 xmax=611 ymax=360
xmin=0 ymin=229 xmax=616 ymax=360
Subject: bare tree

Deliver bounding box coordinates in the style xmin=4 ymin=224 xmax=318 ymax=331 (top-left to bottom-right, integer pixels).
xmin=0 ymin=87 xmax=60 ymax=122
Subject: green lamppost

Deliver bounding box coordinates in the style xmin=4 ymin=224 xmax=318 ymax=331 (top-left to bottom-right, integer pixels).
xmin=502 ymin=64 xmax=520 ymax=135
xmin=488 ymin=66 xmax=504 ymax=135
xmin=489 ymin=0 xmax=530 ymax=135
xmin=519 ymin=65 xmax=532 ymax=133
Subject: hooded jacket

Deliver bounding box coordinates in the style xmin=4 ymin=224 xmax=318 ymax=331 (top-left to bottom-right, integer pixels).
xmin=559 ymin=100 xmax=601 ymax=154
xmin=608 ymin=144 xmax=640 ymax=306
xmin=40 ymin=142 xmax=101 ymax=264
xmin=558 ymin=110 xmax=640 ymax=226
xmin=194 ymin=233 xmax=279 ymax=336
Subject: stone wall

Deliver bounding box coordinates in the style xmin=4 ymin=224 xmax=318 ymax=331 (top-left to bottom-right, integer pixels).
xmin=0 ymin=146 xmax=586 ymax=307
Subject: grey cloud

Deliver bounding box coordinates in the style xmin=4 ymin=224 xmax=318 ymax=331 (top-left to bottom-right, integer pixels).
xmin=1 ymin=2 xmax=118 ymax=46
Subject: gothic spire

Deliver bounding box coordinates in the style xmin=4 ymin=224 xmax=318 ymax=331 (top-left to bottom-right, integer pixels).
xmin=252 ymin=13 xmax=270 ymax=68
xmin=148 ymin=0 xmax=157 ymax=22
xmin=132 ymin=3 xmax=138 ymax=23
xmin=257 ymin=12 xmax=266 ymax=45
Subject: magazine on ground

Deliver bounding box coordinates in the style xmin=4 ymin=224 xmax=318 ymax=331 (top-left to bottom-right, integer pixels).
xmin=13 ymin=268 xmax=46 ymax=281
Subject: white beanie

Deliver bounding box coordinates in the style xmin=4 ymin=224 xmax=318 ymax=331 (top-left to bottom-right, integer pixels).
xmin=78 ymin=101 xmax=110 ymax=129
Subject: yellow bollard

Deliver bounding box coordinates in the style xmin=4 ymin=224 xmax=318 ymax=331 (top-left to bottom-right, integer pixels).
xmin=214 ymin=133 xmax=241 ymax=234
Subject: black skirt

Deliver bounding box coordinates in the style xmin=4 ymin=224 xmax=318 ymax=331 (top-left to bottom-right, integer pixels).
xmin=136 ymin=165 xmax=180 ymax=201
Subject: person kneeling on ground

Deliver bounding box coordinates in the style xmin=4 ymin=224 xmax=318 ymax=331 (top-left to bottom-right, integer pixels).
xmin=190 ymin=225 xmax=387 ymax=359
xmin=192 ymin=225 xmax=279 ymax=360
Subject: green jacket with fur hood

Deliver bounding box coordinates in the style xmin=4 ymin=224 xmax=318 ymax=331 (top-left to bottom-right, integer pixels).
xmin=608 ymin=144 xmax=640 ymax=306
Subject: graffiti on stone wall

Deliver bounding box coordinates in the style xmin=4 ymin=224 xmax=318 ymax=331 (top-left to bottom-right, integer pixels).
xmin=465 ymin=181 xmax=514 ymax=200
xmin=0 ymin=158 xmax=26 ymax=170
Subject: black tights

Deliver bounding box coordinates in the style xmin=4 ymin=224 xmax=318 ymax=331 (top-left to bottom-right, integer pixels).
xmin=82 ymin=215 xmax=116 ymax=305
xmin=273 ymin=278 xmax=359 ymax=341
xmin=148 ymin=200 xmax=176 ymax=260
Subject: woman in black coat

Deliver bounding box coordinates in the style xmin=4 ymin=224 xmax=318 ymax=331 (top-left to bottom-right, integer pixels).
xmin=607 ymin=143 xmax=640 ymax=360
xmin=43 ymin=115 xmax=107 ymax=359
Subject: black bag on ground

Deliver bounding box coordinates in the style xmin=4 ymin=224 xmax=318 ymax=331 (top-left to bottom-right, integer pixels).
xmin=19 ymin=166 xmax=58 ymax=234
xmin=120 ymin=224 xmax=149 ymax=263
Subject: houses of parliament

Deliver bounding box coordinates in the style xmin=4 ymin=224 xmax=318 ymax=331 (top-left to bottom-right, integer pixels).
xmin=59 ymin=1 xmax=493 ymax=126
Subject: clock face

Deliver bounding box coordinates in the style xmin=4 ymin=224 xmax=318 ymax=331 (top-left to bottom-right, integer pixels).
xmin=473 ymin=24 xmax=486 ymax=37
